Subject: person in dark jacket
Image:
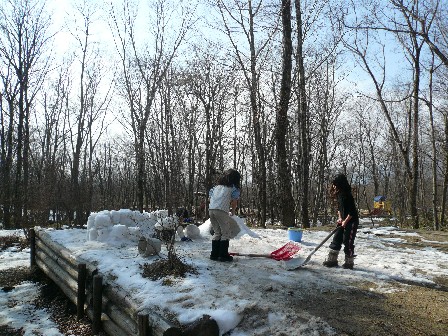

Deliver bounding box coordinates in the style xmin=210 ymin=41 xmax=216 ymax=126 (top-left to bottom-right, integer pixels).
xmin=323 ymin=173 xmax=359 ymax=269
xmin=208 ymin=169 xmax=241 ymax=262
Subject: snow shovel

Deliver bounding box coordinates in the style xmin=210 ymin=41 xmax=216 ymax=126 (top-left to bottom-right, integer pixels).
xmin=285 ymin=226 xmax=342 ymax=270
xmin=229 ymin=241 xmax=301 ymax=261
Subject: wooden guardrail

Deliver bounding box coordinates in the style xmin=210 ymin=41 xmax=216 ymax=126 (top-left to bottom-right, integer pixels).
xmin=30 ymin=228 xmax=218 ymax=336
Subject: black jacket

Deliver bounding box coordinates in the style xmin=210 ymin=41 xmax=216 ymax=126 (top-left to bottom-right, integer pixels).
xmin=338 ymin=193 xmax=359 ymax=222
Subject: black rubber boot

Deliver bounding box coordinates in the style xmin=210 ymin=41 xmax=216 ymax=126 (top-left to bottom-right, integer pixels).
xmin=342 ymin=255 xmax=355 ymax=269
xmin=322 ymin=249 xmax=339 ymax=267
xmin=210 ymin=240 xmax=220 ymax=261
xmin=218 ymin=240 xmax=233 ymax=262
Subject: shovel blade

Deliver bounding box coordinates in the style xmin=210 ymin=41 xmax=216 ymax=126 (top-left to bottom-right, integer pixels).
xmin=283 ymin=256 xmax=309 ymax=270
xmin=270 ymin=241 xmax=301 ymax=261
xmin=230 ymin=241 xmax=301 ymax=261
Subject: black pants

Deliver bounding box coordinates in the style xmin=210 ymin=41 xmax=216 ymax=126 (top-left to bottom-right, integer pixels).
xmin=329 ymin=220 xmax=358 ymax=257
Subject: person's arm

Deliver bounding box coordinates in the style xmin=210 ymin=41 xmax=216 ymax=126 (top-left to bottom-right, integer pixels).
xmin=337 ymin=211 xmax=343 ymax=225
xmin=230 ymin=187 xmax=240 ymax=216
xmin=337 ymin=211 xmax=352 ymax=227
xmin=208 ymin=187 xmax=214 ymax=204
xmin=341 ymin=214 xmax=352 ymax=227
xmin=230 ymin=199 xmax=238 ymax=216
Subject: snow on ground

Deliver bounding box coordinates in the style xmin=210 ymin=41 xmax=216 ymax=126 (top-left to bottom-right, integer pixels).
xmin=0 ymin=230 xmax=70 ymax=336
xmin=1 ymin=214 xmax=448 ymax=335
xmin=0 ymin=230 xmax=30 ymax=271
xmin=0 ymin=281 xmax=67 ymax=336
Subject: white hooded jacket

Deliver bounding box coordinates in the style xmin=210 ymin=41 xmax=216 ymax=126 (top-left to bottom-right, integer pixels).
xmin=209 ymin=185 xmax=240 ymax=212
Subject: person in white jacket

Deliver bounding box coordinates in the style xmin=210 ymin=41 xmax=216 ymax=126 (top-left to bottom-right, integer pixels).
xmin=208 ymin=169 xmax=241 ymax=262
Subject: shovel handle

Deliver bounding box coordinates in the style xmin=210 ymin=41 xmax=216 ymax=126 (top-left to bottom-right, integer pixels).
xmin=286 ymin=226 xmax=342 ymax=270
xmin=313 ymin=226 xmax=341 ymax=252
xmin=229 ymin=252 xmax=272 ymax=258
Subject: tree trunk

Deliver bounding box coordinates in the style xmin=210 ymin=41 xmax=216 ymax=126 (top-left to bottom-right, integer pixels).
xmin=275 ymin=0 xmax=295 ymax=228
xmin=247 ymin=0 xmax=267 ymax=227
xmin=427 ymin=53 xmax=439 ymax=230
xmin=409 ymin=36 xmax=422 ymax=229
xmin=295 ymin=0 xmax=310 ymax=228
xmin=441 ymin=113 xmax=448 ymax=227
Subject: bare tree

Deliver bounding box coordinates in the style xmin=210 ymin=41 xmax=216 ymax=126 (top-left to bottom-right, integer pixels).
xmin=110 ymin=0 xmax=193 ymax=213
xmin=293 ymin=0 xmax=309 ymax=228
xmin=0 ymin=0 xmax=51 ymax=229
xmin=391 ymin=0 xmax=448 ymax=67
xmin=172 ymin=70 xmax=203 ymax=216
xmin=284 ymin=0 xmax=345 ymax=227
xmin=213 ymin=0 xmax=280 ymax=227
xmin=307 ymin=60 xmax=344 ymax=226
xmin=388 ymin=0 xmax=448 ymax=228
xmin=275 ymin=0 xmax=295 ymax=227
xmin=422 ymin=51 xmax=444 ymax=229
xmin=342 ymin=0 xmax=429 ymax=228
xmin=30 ymin=67 xmax=70 ymax=226
xmin=441 ymin=104 xmax=448 ymax=227
xmin=178 ymin=44 xmax=237 ymax=217
xmin=65 ymin=2 xmax=112 ymax=226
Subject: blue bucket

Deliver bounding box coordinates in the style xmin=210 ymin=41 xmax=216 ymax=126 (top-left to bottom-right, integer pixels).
xmin=288 ymin=228 xmax=303 ymax=242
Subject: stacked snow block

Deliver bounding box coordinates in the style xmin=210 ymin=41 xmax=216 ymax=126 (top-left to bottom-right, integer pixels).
xmin=85 ymin=208 xmax=216 ymax=247
xmin=86 ymin=209 xmax=179 ymax=246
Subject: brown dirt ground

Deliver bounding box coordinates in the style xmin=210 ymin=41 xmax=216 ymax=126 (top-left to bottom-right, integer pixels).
xmin=294 ymin=226 xmax=448 ymax=336
xmin=291 ymin=279 xmax=448 ymax=336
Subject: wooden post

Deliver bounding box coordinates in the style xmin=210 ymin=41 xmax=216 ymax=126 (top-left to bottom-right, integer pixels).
xmin=138 ymin=313 xmax=151 ymax=336
xmin=29 ymin=228 xmax=36 ymax=268
xmin=77 ymin=263 xmax=87 ymax=320
xmin=92 ymin=274 xmax=103 ymax=335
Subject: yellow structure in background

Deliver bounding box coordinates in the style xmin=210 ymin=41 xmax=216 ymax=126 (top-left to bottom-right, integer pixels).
xmin=373 ymin=196 xmax=392 ymax=215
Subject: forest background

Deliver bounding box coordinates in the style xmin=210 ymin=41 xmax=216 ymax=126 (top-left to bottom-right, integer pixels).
xmin=1 ymin=0 xmax=447 ymax=232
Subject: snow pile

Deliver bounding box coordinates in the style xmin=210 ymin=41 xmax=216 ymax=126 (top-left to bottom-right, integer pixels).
xmin=198 ymin=215 xmax=260 ymax=239
xmin=86 ymin=209 xmax=178 ymax=244
xmin=86 ymin=209 xmax=260 ymax=246
xmin=184 ymin=223 xmax=201 ymax=239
